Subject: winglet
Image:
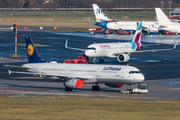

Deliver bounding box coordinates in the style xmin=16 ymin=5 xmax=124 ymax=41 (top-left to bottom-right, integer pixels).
xmin=8 ymin=70 xmax=11 ymax=75
xmin=136 ymin=20 xmax=139 ymax=27
xmin=64 ymin=39 xmax=85 ymax=51
xmin=65 ymin=39 xmax=68 ymax=48
xmin=173 ymin=42 xmax=178 ymax=49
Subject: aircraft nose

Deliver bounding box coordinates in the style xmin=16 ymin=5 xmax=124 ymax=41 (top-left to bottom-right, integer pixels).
xmin=139 ymin=74 xmax=145 ymax=82
xmin=85 ymin=50 xmax=92 ymax=57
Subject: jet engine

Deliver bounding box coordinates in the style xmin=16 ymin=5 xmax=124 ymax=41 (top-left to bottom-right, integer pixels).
xmin=105 ymin=83 xmax=123 ymax=88
xmin=117 ymin=54 xmax=130 ymax=62
xmin=64 ymin=79 xmax=83 ymax=89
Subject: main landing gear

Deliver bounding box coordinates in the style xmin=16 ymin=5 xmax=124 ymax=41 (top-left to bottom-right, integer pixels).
xmin=99 ymin=58 xmax=104 ymax=63
xmin=65 ymin=86 xmax=73 ymax=91
xmin=92 ymin=85 xmax=100 ymax=91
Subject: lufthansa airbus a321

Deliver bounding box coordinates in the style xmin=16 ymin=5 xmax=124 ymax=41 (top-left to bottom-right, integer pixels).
xmin=4 ymin=36 xmax=145 ymax=91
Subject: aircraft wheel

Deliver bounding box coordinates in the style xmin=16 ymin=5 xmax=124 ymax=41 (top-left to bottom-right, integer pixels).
xmin=99 ymin=59 xmax=104 ymax=63
xmin=102 ymin=59 xmax=104 ymax=63
xmin=96 ymin=85 xmax=100 ymax=91
xmin=65 ymin=86 xmax=73 ymax=91
xmin=129 ymin=89 xmax=132 ymax=93
xmin=92 ymin=85 xmax=100 ymax=91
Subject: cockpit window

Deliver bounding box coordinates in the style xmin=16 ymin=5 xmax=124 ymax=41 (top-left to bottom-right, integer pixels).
xmin=129 ymin=71 xmax=141 ymax=74
xmin=86 ymin=47 xmax=96 ymax=50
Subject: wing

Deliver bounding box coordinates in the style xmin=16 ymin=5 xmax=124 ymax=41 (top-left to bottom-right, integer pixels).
xmin=133 ymin=43 xmax=177 ymax=53
xmin=112 ymin=43 xmax=177 ymax=56
xmin=143 ymin=44 xmax=161 ymax=47
xmin=142 ymin=26 xmax=150 ymax=31
xmin=65 ymin=39 xmax=86 ymax=51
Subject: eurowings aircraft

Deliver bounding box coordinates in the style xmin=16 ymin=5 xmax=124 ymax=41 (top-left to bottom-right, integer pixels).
xmin=4 ymin=36 xmax=145 ymax=91
xmin=155 ymin=8 xmax=180 ymax=34
xmin=91 ymin=4 xmax=159 ymax=33
xmin=65 ymin=22 xmax=177 ymax=63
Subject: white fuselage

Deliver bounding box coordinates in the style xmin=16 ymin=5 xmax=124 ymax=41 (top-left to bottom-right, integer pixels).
xmin=160 ymin=23 xmax=180 ymax=33
xmin=85 ymin=42 xmax=136 ymax=58
xmin=107 ymin=21 xmax=158 ymax=31
xmin=23 ymin=63 xmax=145 ymax=84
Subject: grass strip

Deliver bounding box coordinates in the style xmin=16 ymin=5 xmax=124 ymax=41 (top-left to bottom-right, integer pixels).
xmin=0 ymin=95 xmax=179 ymax=120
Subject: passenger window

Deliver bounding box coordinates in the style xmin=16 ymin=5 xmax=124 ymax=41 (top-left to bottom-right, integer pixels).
xmin=129 ymin=71 xmax=141 ymax=74
xmin=87 ymin=47 xmax=96 ymax=50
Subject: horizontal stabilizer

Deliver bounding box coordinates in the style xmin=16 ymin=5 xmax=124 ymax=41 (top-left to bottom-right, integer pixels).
xmin=8 ymin=70 xmax=40 ymax=75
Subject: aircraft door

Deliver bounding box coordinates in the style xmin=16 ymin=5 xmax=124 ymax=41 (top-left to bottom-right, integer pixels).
xmin=96 ymin=68 xmax=100 ymax=78
xmin=66 ymin=67 xmax=70 ymax=76
xmin=120 ymin=70 xmax=125 ymax=79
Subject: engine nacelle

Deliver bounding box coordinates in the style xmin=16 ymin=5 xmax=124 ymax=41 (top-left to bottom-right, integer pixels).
xmin=105 ymin=83 xmax=123 ymax=88
xmin=117 ymin=54 xmax=130 ymax=62
xmin=64 ymin=79 xmax=83 ymax=89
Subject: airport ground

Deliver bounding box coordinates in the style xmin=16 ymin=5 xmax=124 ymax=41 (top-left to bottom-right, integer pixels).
xmin=0 ymin=95 xmax=179 ymax=120
xmin=0 ymin=27 xmax=180 ymax=119
xmin=0 ymin=10 xmax=159 ymax=31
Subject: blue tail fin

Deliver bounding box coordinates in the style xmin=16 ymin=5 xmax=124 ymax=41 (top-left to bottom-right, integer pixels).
xmin=92 ymin=4 xmax=117 ymax=23
xmin=25 ymin=36 xmax=43 ymax=63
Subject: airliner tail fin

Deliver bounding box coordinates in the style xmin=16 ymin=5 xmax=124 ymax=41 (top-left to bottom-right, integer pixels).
xmin=155 ymin=8 xmax=171 ymax=25
xmin=92 ymin=4 xmax=114 ymax=22
xmin=131 ymin=22 xmax=142 ymax=43
xmin=25 ymin=36 xmax=44 ymax=63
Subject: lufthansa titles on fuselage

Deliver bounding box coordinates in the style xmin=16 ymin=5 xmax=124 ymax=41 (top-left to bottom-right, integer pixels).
xmin=103 ymin=66 xmax=121 ymax=71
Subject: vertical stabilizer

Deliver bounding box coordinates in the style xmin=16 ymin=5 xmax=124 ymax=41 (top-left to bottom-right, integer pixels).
xmin=155 ymin=8 xmax=171 ymax=25
xmin=131 ymin=22 xmax=142 ymax=43
xmin=92 ymin=4 xmax=112 ymax=22
xmin=25 ymin=36 xmax=43 ymax=63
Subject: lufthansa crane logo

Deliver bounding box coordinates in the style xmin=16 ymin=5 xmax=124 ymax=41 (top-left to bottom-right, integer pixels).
xmin=27 ymin=44 xmax=34 ymax=56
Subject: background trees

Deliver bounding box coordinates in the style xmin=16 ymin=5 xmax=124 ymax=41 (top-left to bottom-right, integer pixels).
xmin=0 ymin=0 xmax=179 ymax=8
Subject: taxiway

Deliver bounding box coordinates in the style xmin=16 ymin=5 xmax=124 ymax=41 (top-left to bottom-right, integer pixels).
xmin=0 ymin=29 xmax=180 ymax=100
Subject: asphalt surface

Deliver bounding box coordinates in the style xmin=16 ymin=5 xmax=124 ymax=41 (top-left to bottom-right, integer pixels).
xmin=0 ymin=28 xmax=180 ymax=100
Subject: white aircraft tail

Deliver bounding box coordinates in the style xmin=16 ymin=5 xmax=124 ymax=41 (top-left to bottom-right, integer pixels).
xmin=131 ymin=22 xmax=142 ymax=43
xmin=92 ymin=4 xmax=112 ymax=22
xmin=155 ymin=8 xmax=171 ymax=25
